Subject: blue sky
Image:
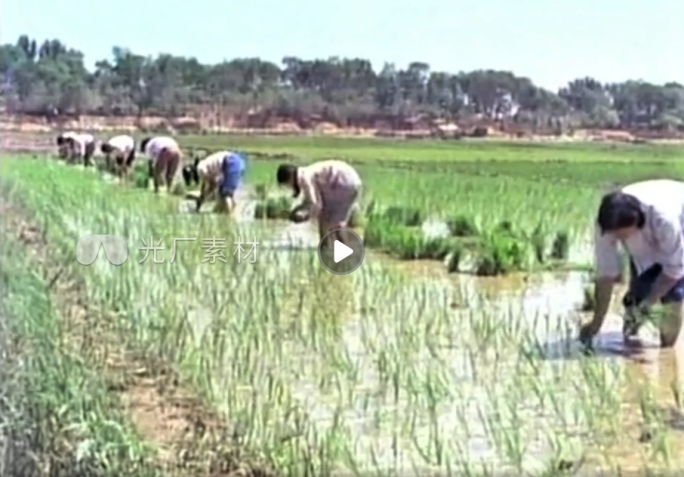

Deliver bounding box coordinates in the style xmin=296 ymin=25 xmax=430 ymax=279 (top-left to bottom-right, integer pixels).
xmin=1 ymin=0 xmax=681 ymax=91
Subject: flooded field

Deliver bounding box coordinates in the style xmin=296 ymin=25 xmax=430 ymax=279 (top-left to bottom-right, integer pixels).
xmin=3 ymin=144 xmax=684 ymax=476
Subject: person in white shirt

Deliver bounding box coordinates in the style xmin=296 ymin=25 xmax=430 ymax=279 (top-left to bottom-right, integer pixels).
xmin=139 ymin=136 xmax=182 ymax=193
xmin=56 ymin=132 xmax=76 ymax=159
xmin=100 ymin=134 xmax=136 ymax=179
xmin=581 ymin=179 xmax=684 ymax=348
xmin=56 ymin=132 xmax=95 ymax=166
xmin=276 ymin=160 xmax=362 ymax=248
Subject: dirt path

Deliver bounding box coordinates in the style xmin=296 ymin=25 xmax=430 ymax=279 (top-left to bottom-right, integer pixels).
xmin=2 ymin=202 xmax=275 ymax=477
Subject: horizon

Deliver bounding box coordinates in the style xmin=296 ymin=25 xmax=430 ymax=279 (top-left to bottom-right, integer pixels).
xmin=1 ymin=0 xmax=682 ymax=91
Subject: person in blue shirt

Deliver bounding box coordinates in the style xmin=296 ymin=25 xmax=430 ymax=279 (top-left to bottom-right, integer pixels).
xmin=183 ymin=150 xmax=247 ymax=214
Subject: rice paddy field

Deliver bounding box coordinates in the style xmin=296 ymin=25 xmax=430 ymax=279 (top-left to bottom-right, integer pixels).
xmin=2 ymin=135 xmax=684 ymax=477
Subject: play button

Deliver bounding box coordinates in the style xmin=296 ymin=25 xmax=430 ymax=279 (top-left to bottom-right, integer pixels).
xmin=334 ymin=240 xmax=353 ymax=263
xmin=318 ymin=228 xmax=365 ymax=275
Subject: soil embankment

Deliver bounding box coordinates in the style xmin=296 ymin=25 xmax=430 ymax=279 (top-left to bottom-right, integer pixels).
xmin=2 ymin=114 xmax=684 ymax=144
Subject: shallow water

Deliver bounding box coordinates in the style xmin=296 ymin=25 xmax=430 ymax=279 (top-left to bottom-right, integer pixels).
xmin=173 ymin=199 xmax=684 ymax=474
xmin=290 ymin=228 xmax=684 ymax=474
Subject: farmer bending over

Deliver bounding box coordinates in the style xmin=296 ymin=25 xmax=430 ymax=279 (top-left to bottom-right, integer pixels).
xmin=184 ymin=150 xmax=246 ymax=214
xmin=277 ymin=160 xmax=362 ymax=248
xmin=580 ymin=179 xmax=684 ymax=348
xmin=101 ymin=134 xmax=136 ymax=179
xmin=140 ymin=136 xmax=183 ymax=194
xmin=57 ymin=132 xmax=96 ymax=166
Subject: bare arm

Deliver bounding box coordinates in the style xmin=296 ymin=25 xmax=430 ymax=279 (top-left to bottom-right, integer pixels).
xmin=299 ymin=174 xmax=322 ymax=217
xmin=588 ymin=277 xmax=615 ymax=333
xmin=583 ymin=227 xmax=622 ymax=337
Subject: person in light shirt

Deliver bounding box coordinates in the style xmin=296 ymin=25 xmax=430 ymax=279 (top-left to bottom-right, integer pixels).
xmin=276 ymin=160 xmax=362 ymax=248
xmin=100 ymin=134 xmax=136 ymax=179
xmin=139 ymin=136 xmax=183 ymax=193
xmin=57 ymin=132 xmax=96 ymax=166
xmin=56 ymin=131 xmax=77 ymax=159
xmin=580 ymin=179 xmax=684 ymax=348
xmin=183 ymin=150 xmax=247 ymax=214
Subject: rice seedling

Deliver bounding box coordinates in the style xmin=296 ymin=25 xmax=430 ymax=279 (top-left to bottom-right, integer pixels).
xmin=0 ymin=223 xmax=158 ymax=476
xmin=3 ymin=137 xmax=684 ymax=477
xmin=254 ymin=196 xmax=293 ymax=219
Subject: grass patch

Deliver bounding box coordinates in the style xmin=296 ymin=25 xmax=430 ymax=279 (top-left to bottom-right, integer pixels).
xmin=0 ymin=220 xmax=158 ymax=477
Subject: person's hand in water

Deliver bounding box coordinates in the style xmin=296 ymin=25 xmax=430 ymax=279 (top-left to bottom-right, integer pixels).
xmin=623 ymin=307 xmax=641 ymax=338
xmin=579 ymin=321 xmax=599 ymax=348
xmin=289 ymin=205 xmax=310 ymax=223
xmin=622 ymin=294 xmax=650 ymax=339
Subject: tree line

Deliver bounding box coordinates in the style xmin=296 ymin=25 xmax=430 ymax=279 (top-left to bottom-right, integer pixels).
xmin=1 ymin=34 xmax=683 ymax=132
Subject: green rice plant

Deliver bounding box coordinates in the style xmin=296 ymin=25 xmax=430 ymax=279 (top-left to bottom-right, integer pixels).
xmin=132 ymin=162 xmax=150 ymax=189
xmin=364 ymin=214 xmax=453 ymax=259
xmin=530 ymin=222 xmax=547 ymax=264
xmin=0 ymin=234 xmax=158 ymax=477
xmin=254 ymin=182 xmax=269 ymax=200
xmin=447 ymin=214 xmax=479 ymax=237
xmin=550 ymin=231 xmax=571 ymax=260
xmin=391 ymin=230 xmax=450 ymax=260
xmin=362 ymin=214 xmax=393 ymax=248
xmin=254 ymin=195 xmax=293 ymax=219
xmin=475 ymin=232 xmax=530 ymax=276
xmin=494 ymin=220 xmax=518 ymax=238
xmin=383 ymin=205 xmax=424 ymax=227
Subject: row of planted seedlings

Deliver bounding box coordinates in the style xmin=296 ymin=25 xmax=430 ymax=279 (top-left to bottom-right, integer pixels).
xmin=364 ymin=205 xmax=574 ymax=276
xmin=251 ymin=183 xmax=574 ymax=276
xmin=97 ymin=151 xmax=580 ymax=278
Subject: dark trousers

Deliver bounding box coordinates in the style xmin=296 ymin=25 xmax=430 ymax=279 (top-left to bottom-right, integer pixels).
xmin=623 ymin=260 xmax=684 ymax=308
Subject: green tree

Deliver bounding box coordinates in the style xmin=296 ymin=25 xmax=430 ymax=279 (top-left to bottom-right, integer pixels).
xmin=0 ymin=34 xmax=682 ymax=132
